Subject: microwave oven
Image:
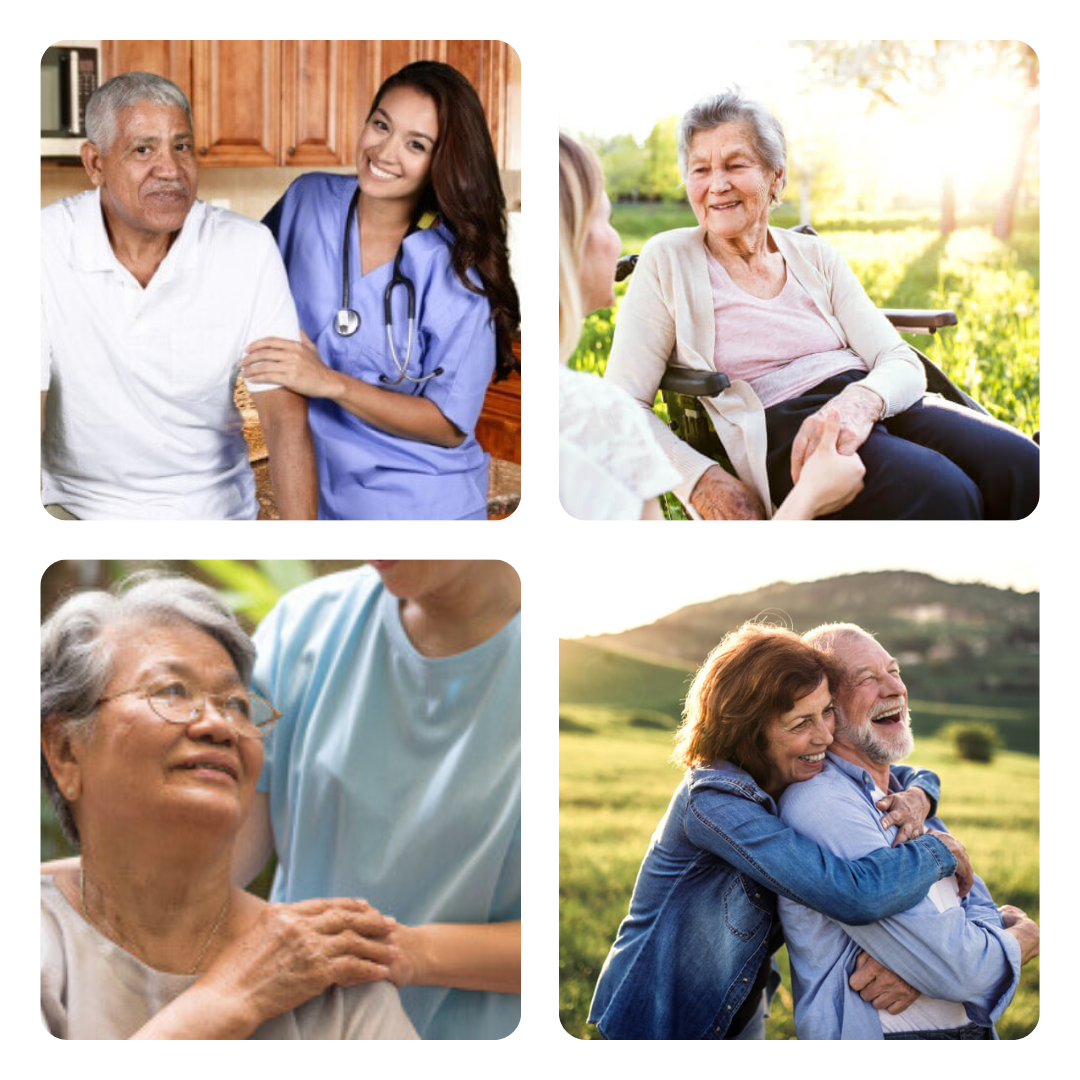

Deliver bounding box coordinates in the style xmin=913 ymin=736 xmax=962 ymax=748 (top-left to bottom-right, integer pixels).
xmin=41 ymin=42 xmax=101 ymax=157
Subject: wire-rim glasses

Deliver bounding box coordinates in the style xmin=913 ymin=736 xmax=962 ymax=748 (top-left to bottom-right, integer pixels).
xmin=97 ymin=680 xmax=280 ymax=740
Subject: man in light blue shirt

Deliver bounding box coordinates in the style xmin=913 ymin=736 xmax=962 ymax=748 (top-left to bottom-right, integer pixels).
xmin=777 ymin=623 xmax=1039 ymax=1039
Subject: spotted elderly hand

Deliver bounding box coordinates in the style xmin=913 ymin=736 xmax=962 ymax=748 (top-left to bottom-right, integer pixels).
xmin=689 ymin=465 xmax=766 ymax=520
xmin=790 ymin=384 xmax=883 ymax=486
xmin=876 ymin=786 xmax=931 ymax=846
xmin=241 ymin=331 xmax=342 ymax=400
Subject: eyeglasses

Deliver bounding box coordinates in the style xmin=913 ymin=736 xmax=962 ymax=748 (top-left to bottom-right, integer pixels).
xmin=97 ymin=680 xmax=280 ymax=740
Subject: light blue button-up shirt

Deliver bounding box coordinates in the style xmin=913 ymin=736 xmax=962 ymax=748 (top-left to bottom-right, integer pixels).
xmin=777 ymin=753 xmax=1021 ymax=1040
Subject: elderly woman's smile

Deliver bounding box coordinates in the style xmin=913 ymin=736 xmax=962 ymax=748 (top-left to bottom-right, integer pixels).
xmin=686 ymin=119 xmax=781 ymax=260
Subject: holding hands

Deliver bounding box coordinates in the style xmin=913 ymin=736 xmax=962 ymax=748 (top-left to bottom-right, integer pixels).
xmin=790 ymin=384 xmax=883 ymax=485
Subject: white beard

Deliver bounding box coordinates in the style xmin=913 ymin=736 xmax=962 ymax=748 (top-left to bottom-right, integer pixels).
xmin=836 ymin=710 xmax=915 ymax=765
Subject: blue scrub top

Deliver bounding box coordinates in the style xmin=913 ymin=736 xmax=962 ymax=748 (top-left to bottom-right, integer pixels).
xmin=254 ymin=569 xmax=521 ymax=1039
xmin=264 ymin=173 xmax=495 ymax=520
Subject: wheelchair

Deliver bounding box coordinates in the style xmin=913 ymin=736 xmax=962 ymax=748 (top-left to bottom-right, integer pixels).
xmin=614 ymin=224 xmax=1004 ymax=517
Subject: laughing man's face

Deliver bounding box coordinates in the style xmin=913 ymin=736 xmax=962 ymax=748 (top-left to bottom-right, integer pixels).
xmin=830 ymin=633 xmax=914 ymax=767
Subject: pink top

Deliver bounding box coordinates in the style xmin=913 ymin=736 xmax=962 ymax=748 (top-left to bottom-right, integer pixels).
xmin=707 ymin=249 xmax=868 ymax=408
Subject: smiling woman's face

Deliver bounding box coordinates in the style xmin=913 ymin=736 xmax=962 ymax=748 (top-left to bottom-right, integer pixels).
xmin=685 ymin=121 xmax=780 ymax=242
xmin=762 ymin=676 xmax=835 ymax=798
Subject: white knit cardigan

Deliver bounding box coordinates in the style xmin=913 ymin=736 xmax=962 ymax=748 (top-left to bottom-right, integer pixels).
xmin=604 ymin=225 xmax=926 ymax=516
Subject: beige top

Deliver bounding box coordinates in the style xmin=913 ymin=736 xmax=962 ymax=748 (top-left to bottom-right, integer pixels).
xmin=604 ymin=225 xmax=926 ymax=515
xmin=41 ymin=877 xmax=419 ymax=1040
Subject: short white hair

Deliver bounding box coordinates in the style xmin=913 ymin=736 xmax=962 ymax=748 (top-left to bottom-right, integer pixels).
xmin=678 ymin=88 xmax=787 ymax=204
xmin=85 ymin=71 xmax=193 ymax=152
xmin=802 ymin=622 xmax=875 ymax=668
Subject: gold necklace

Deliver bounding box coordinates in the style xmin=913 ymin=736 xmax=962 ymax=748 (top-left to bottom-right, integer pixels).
xmin=79 ymin=867 xmax=230 ymax=975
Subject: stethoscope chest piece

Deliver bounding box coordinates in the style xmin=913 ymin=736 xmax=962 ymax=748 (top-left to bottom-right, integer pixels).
xmin=335 ymin=307 xmax=360 ymax=337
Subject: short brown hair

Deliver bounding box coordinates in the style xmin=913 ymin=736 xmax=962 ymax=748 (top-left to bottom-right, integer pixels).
xmin=672 ymin=623 xmax=842 ymax=786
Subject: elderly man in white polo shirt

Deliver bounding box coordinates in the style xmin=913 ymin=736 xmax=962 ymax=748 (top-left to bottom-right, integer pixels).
xmin=41 ymin=72 xmax=316 ymax=519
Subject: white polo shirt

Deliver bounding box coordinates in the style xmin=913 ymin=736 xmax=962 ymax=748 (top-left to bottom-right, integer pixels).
xmin=41 ymin=190 xmax=299 ymax=519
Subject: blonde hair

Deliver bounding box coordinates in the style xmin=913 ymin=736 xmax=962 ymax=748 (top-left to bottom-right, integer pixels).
xmin=559 ymin=133 xmax=604 ymax=364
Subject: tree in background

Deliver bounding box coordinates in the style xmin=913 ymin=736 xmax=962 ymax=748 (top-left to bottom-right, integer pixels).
xmin=590 ymin=133 xmax=646 ymax=202
xmin=641 ymin=116 xmax=683 ymax=201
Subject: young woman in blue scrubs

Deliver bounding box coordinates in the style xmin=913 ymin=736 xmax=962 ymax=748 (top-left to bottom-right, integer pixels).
xmin=241 ymin=63 xmax=519 ymax=520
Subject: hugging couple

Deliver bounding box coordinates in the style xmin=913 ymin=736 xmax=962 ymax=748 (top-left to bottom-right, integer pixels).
xmin=589 ymin=621 xmax=1038 ymax=1041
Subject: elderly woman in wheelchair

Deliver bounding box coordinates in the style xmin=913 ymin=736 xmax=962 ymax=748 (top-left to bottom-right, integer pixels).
xmin=605 ymin=89 xmax=1039 ymax=520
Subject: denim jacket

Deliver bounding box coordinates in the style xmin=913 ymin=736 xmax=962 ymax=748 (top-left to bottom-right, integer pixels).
xmin=588 ymin=760 xmax=955 ymax=1040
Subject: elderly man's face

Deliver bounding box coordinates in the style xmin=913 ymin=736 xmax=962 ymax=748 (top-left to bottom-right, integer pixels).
xmin=82 ymin=103 xmax=197 ymax=242
xmin=685 ymin=121 xmax=780 ymax=241
xmin=830 ymin=633 xmax=914 ymax=766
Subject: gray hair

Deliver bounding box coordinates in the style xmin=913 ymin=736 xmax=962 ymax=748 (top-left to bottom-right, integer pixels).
xmin=85 ymin=71 xmax=193 ymax=153
xmin=802 ymin=622 xmax=874 ymax=666
xmin=40 ymin=573 xmax=254 ymax=847
xmin=678 ymin=88 xmax=787 ymax=204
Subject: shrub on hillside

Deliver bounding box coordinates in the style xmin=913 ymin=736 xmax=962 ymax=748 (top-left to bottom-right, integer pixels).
xmin=940 ymin=721 xmax=1002 ymax=762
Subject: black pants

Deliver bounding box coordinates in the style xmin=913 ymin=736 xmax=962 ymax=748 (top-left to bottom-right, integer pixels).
xmin=884 ymin=1022 xmax=993 ymax=1040
xmin=764 ymin=372 xmax=1039 ymax=520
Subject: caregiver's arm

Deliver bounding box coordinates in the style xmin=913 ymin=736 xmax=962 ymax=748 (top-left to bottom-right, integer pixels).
xmin=319 ymin=367 xmax=465 ymax=446
xmin=391 ymin=920 xmax=521 ymax=995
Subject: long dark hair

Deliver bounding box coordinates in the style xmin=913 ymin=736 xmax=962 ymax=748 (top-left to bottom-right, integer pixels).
xmin=371 ymin=61 xmax=520 ymax=381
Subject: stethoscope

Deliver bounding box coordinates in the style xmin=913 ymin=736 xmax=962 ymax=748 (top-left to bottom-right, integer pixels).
xmin=334 ymin=188 xmax=443 ymax=385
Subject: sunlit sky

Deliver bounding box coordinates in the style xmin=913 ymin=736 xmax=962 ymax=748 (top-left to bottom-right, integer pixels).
xmin=561 ymin=40 xmax=1036 ymax=212
xmin=556 ymin=547 xmax=1038 ymax=640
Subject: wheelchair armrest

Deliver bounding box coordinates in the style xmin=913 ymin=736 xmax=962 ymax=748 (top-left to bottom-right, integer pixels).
xmin=615 ymin=254 xmax=639 ymax=282
xmin=882 ymin=309 xmax=958 ymax=334
xmin=659 ymin=369 xmax=731 ymax=397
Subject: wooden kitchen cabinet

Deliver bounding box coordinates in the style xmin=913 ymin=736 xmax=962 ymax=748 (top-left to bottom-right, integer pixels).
xmin=104 ymin=40 xmax=519 ymax=169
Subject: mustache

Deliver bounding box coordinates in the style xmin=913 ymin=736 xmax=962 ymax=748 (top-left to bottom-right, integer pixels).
xmin=146 ymin=182 xmax=189 ymax=196
xmin=868 ymin=699 xmax=907 ymax=721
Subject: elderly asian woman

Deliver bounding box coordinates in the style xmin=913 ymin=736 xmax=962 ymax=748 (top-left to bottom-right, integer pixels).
xmin=605 ymin=90 xmax=1039 ymax=520
xmin=40 ymin=575 xmax=417 ymax=1039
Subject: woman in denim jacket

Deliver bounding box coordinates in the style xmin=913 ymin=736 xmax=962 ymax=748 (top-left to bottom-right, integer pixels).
xmin=588 ymin=624 xmax=969 ymax=1040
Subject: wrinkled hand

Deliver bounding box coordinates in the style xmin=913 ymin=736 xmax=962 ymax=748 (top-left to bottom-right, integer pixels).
xmin=927 ymin=829 xmax=974 ymax=899
xmin=790 ymin=385 xmax=882 ymax=485
xmin=241 ymin=331 xmax=341 ymax=399
xmin=689 ymin=465 xmax=766 ymax=520
xmin=849 ymin=951 xmax=920 ymax=1014
xmin=998 ymin=904 xmax=1028 ymax=930
xmin=199 ymin=898 xmax=398 ymax=1028
xmin=876 ymin=786 xmax=931 ymax=846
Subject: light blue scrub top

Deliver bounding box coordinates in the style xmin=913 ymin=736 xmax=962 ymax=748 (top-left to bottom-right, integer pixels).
xmin=264 ymin=174 xmax=495 ymax=520
xmin=253 ymin=568 xmax=521 ymax=1040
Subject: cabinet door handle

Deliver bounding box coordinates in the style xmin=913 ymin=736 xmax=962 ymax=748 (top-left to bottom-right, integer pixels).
xmin=199 ymin=147 xmax=208 ymax=156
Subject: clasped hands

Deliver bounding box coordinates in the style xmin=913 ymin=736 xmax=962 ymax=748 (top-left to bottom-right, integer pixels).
xmin=790 ymin=384 xmax=882 ymax=486
xmin=689 ymin=384 xmax=881 ymax=520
